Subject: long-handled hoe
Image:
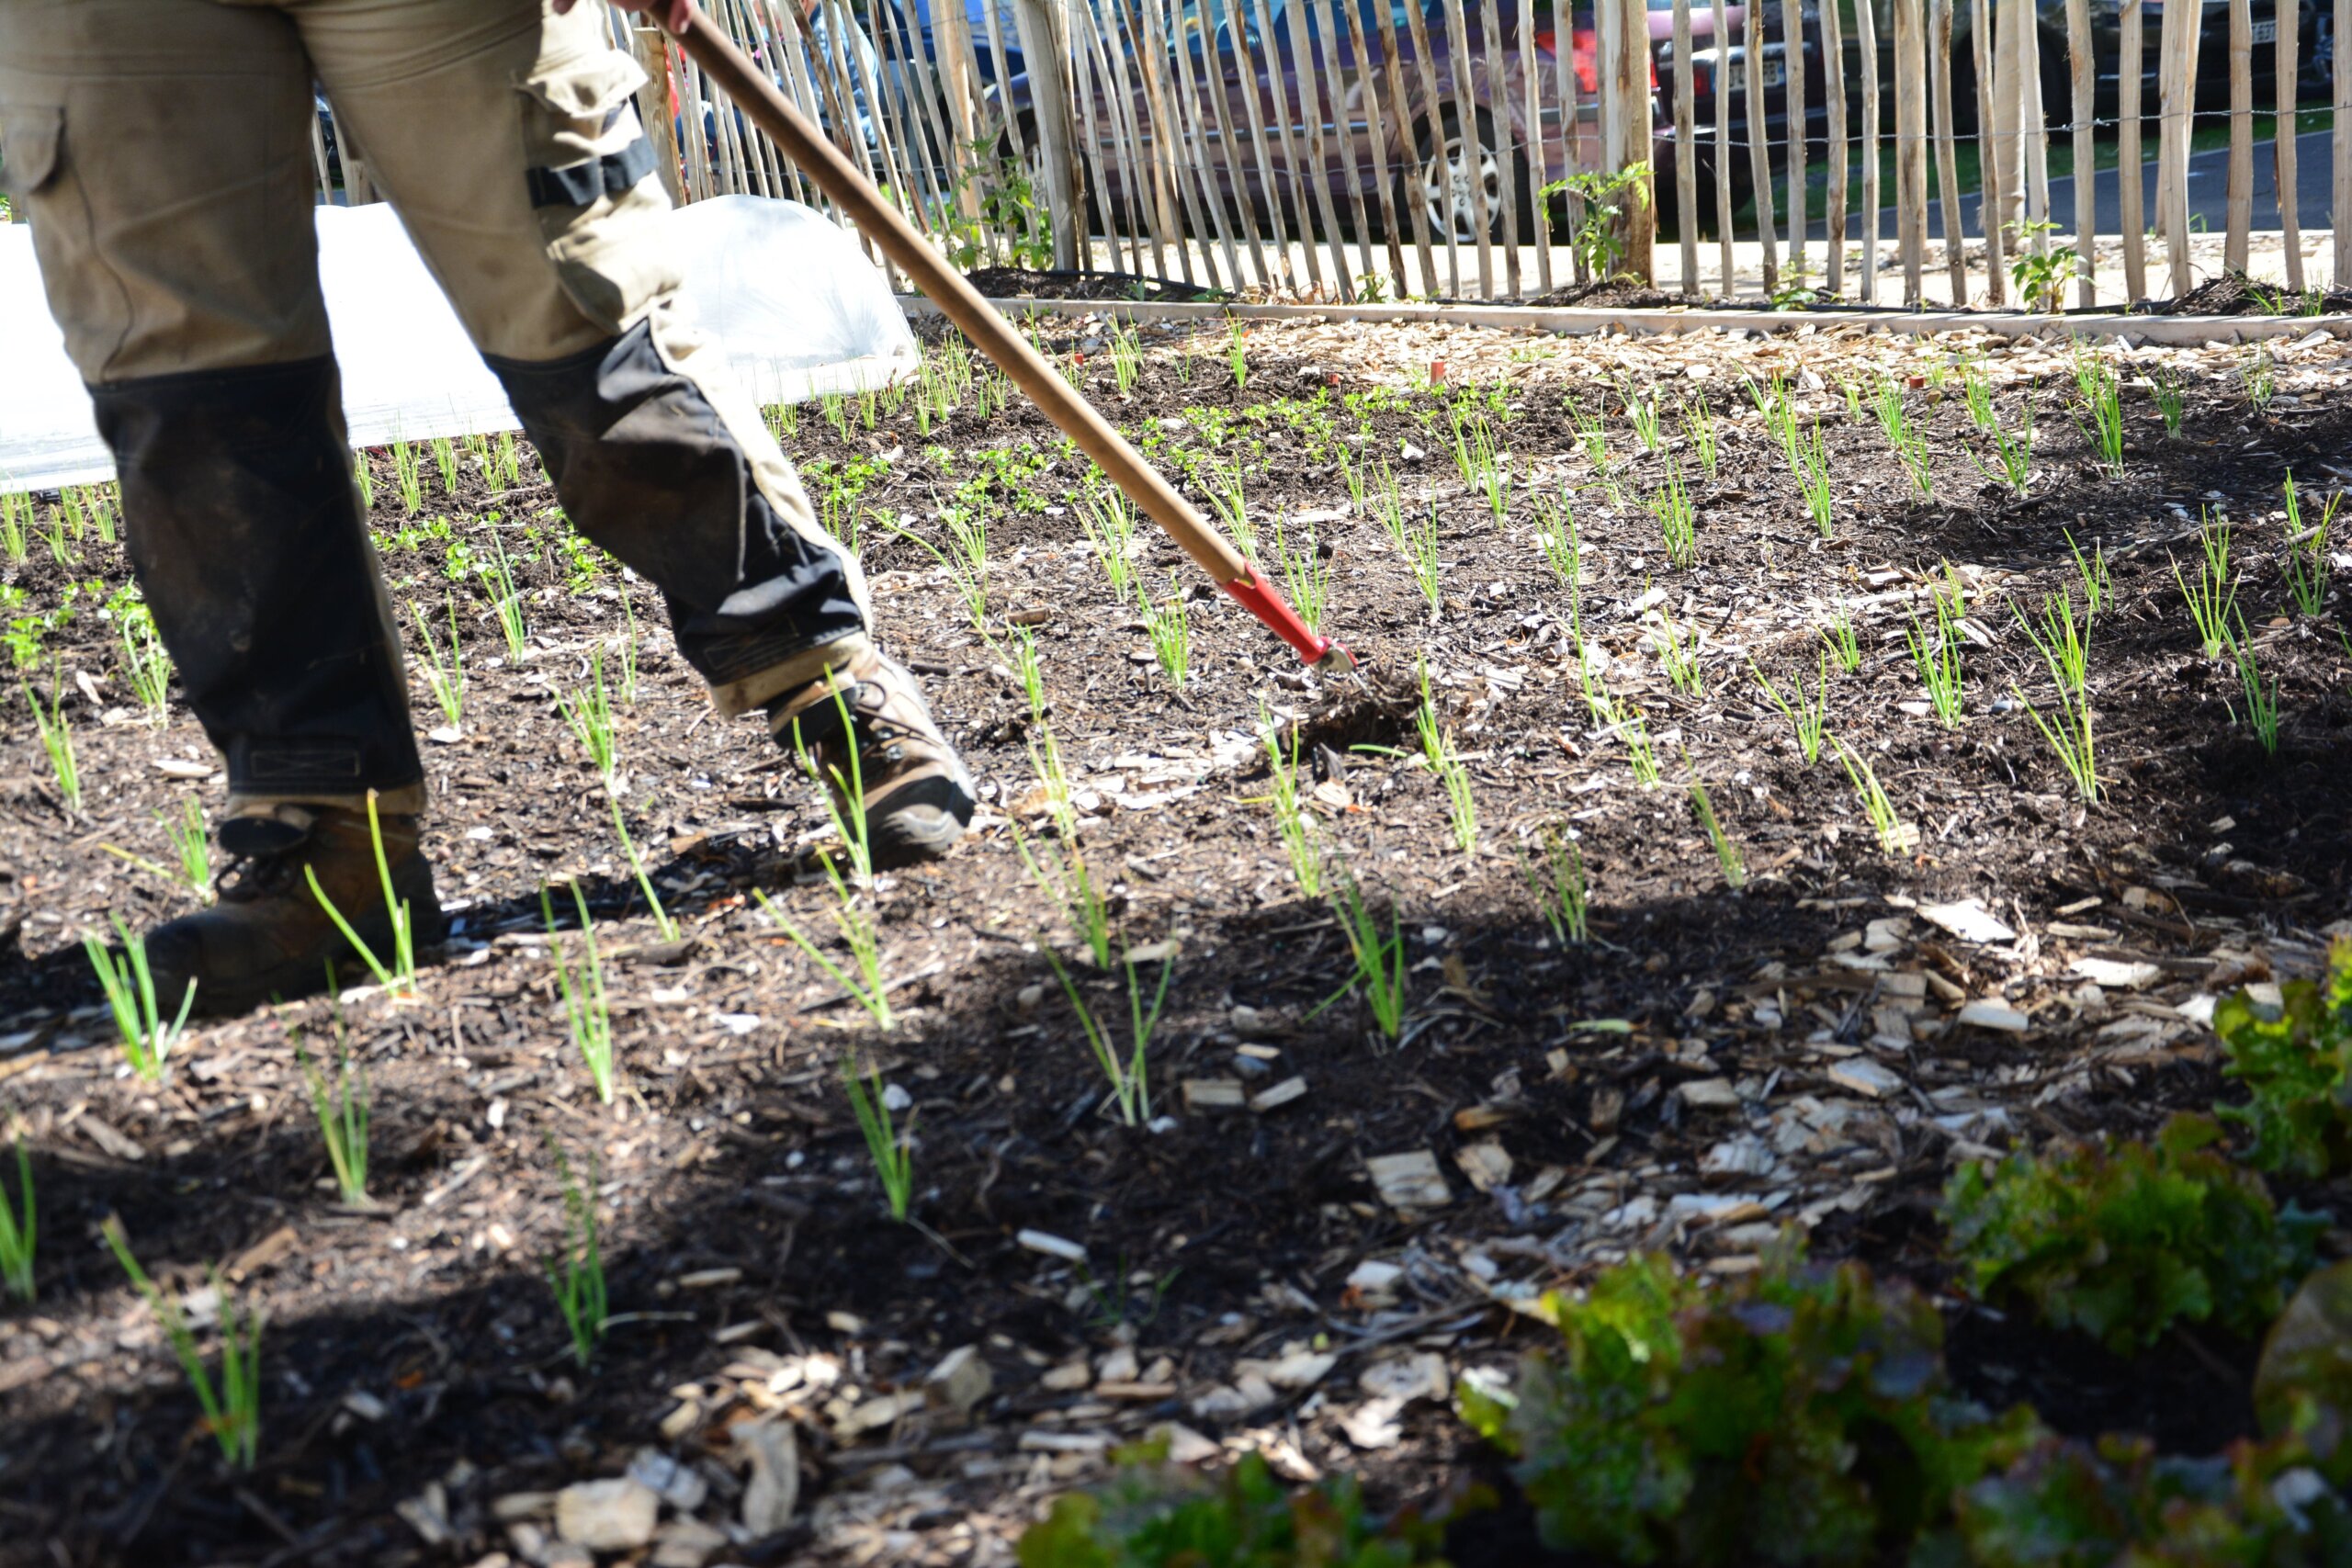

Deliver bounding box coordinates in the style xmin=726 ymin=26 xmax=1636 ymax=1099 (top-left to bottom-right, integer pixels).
xmin=657 ymin=5 xmax=1352 ymax=676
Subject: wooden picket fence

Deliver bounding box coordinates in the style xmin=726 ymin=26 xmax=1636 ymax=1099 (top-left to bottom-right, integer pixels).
xmin=311 ymin=0 xmax=2349 ymax=310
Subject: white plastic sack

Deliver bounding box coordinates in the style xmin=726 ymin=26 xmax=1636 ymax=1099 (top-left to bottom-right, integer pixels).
xmin=0 ymin=195 xmax=916 ymax=494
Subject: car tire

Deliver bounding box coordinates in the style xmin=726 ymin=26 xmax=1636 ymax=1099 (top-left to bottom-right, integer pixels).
xmin=1408 ymin=108 xmax=1537 ymax=245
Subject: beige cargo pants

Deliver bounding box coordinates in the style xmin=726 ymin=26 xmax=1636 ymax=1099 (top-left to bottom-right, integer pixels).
xmin=0 ymin=0 xmax=872 ymax=815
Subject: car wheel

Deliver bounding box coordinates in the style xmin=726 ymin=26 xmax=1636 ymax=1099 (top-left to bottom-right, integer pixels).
xmin=1414 ymin=109 xmax=1510 ymax=244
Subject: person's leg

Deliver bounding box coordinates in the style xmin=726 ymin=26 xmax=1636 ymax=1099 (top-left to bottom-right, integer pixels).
xmin=0 ymin=0 xmax=440 ymax=1013
xmin=302 ymin=0 xmax=972 ymax=862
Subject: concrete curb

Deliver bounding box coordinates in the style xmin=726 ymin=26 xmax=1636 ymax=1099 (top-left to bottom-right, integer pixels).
xmin=898 ymin=292 xmax=2352 ymax=346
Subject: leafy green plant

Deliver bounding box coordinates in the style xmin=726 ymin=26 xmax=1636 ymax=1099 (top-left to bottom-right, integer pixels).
xmin=1139 ymin=576 xmax=1191 ymax=689
xmin=295 ymin=1026 xmax=370 ymax=1205
xmin=305 ymin=792 xmax=421 ymax=996
xmin=0 ymin=1138 xmax=33 ymax=1303
xmin=1952 ymin=1428 xmax=2352 ymax=1566
xmin=25 ymin=674 xmax=81 ymax=812
xmin=1046 ymin=944 xmax=1172 ymax=1128
xmin=1016 ymin=1448 xmax=1452 ymax=1568
xmin=1944 ymin=1112 xmax=2321 ymax=1354
xmin=1548 ymin=161 xmax=1653 ymax=282
xmin=543 ymin=1144 xmax=607 ymax=1369
xmin=2007 ymin=220 xmax=2075 ymax=313
xmin=85 ymin=915 xmax=195 ymax=1080
xmin=1754 ymin=656 xmax=1829 ymax=764
xmin=2213 ymin=942 xmax=2352 ymax=1178
xmin=842 ymin=1050 xmax=916 ymax=1221
xmin=1523 ymin=829 xmax=1588 ymax=947
xmin=2175 ymin=513 xmax=2239 ymax=658
xmin=1459 ymin=1237 xmax=2037 ymax=1567
xmin=543 ymin=883 xmax=618 ymax=1103
xmin=103 ymin=1220 xmax=263 ymax=1469
xmin=1325 ymin=865 xmax=1408 ymax=1042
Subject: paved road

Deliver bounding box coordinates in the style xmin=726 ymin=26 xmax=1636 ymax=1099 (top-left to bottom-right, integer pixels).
xmin=1816 ymin=128 xmax=2335 ymax=239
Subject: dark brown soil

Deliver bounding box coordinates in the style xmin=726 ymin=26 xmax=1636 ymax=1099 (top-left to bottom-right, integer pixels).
xmin=963 ymin=265 xmax=1218 ymax=302
xmin=2157 ymin=268 xmax=2352 ymax=317
xmin=1520 ymin=278 xmax=1682 ymax=310
xmin=4 ymin=316 xmax=2350 ymax=1566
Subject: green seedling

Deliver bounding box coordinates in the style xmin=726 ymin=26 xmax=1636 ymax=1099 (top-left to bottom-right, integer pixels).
xmin=410 ymin=598 xmax=465 ymax=730
xmin=842 ymin=1049 xmax=916 ymax=1220
xmin=1401 ymin=502 xmax=1445 ymax=616
xmin=117 ymin=612 xmax=169 ymax=723
xmin=2211 ymin=942 xmax=2352 ymax=1178
xmin=1869 ymin=377 xmax=1934 ymax=498
xmin=304 ymin=791 xmax=421 ymax=995
xmin=1008 ymin=621 xmax=1048 ymax=724
xmin=1905 ymin=572 xmax=1967 ymax=728
xmin=0 ymin=492 xmax=27 ymax=561
xmin=494 ymin=429 xmax=524 ymax=489
xmin=1648 ymin=459 xmax=1697 ymax=568
xmin=1681 ymin=394 xmax=1719 ymax=479
xmin=40 ymin=503 xmax=70 ymax=565
xmin=85 ymin=914 xmax=195 ymax=1080
xmin=557 ymin=644 xmax=618 ymax=782
xmin=1822 ymin=600 xmax=1862 ymax=671
xmin=1076 ymin=484 xmax=1137 ymax=602
xmin=390 ymin=439 xmax=424 ymax=515
xmin=1013 ymin=821 xmax=1114 ymax=969
xmin=1323 ymin=865 xmax=1408 ymax=1042
xmin=430 ymin=435 xmax=459 ymax=495
xmin=2151 ymin=367 xmax=2188 ymax=435
xmin=1415 ymin=662 xmax=1476 ymax=854
xmin=1045 ymin=943 xmax=1172 ymax=1127
xmin=1688 ymin=773 xmax=1746 ymax=889
xmin=25 ymin=675 xmax=81 ymax=812
xmin=1652 ymin=598 xmax=1703 ymax=696
xmin=1226 ymin=319 xmax=1249 ymax=389
xmin=2073 ymin=354 xmax=2125 ymax=470
xmin=1199 ymin=456 xmax=1255 ymax=561
xmin=2014 ymin=593 xmax=2098 ymax=801
xmin=1944 ymin=1111 xmax=2319 ymax=1353
xmin=1107 ymin=321 xmax=1143 ymax=395
xmin=1139 ymin=575 xmax=1190 ymax=689
xmin=2231 ymin=623 xmax=2283 ymax=756
xmin=0 ymin=1139 xmax=34 ymax=1302
xmin=1961 ymin=363 xmax=1998 ymax=432
xmin=352 ymin=451 xmax=376 ymax=512
xmin=1796 ymin=423 xmax=1837 ymax=537
xmin=608 ymin=800 xmax=680 ymax=942
xmin=1620 ymin=378 xmax=1662 ymax=453
xmin=1255 ymin=716 xmax=1323 ymax=897
xmin=543 ymin=1145 xmax=607 ymax=1369
xmin=2174 ymin=513 xmax=2238 ymax=658
xmin=295 ymin=1026 xmax=370 ymax=1205
xmin=1970 ymin=400 xmax=2033 ymax=496
xmin=103 ymin=1221 xmax=263 ymax=1470
xmin=1753 ymin=655 xmax=1829 ymax=764
xmin=2065 ymin=528 xmax=2109 ymax=615
xmin=2281 ymin=474 xmax=2338 ymax=618
xmin=1609 ymin=699 xmax=1663 ymax=787
xmin=1523 ymin=829 xmax=1589 ymax=947
xmin=2245 ymin=342 xmax=2277 ymax=411
xmin=1832 ymin=736 xmax=1909 ymax=853
xmin=483 ymin=525 xmax=529 ymax=660
xmin=1272 ymin=513 xmax=1328 ymax=635
xmin=542 ymin=883 xmax=618 ymax=1102
xmin=1532 ymin=489 xmax=1579 ymax=581
xmin=1566 ymin=396 xmax=1612 ymax=475
xmin=104 ymin=797 xmax=214 ymax=901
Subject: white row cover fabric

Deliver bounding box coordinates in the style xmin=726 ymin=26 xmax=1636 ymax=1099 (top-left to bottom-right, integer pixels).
xmin=0 ymin=195 xmax=916 ymax=495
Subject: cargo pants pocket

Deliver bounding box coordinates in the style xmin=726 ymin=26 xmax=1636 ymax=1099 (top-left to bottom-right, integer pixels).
xmin=514 ymin=51 xmax=680 ymax=335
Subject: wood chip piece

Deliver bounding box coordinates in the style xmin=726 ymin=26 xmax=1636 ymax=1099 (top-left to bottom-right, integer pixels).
xmin=2070 ymin=956 xmax=2162 ymax=991
xmin=1957 ymin=999 xmax=2032 ymax=1032
xmin=1367 ymin=1150 xmax=1453 ymax=1210
xmin=1249 ymin=1076 xmax=1307 ymax=1112
xmin=1017 ymin=1228 xmax=1089 ymax=1263
xmin=1182 ymin=1077 xmax=1246 ymax=1110
xmin=1919 ymin=899 xmax=2017 ymax=943
xmin=1453 ymin=1140 xmax=1513 ymax=1191
xmin=1826 ymin=1059 xmax=1902 ymax=1099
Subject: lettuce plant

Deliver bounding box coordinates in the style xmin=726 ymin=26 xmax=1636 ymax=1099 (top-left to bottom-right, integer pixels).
xmin=1456 ymin=1238 xmax=2037 ymax=1566
xmin=2214 ymin=942 xmax=2352 ymax=1179
xmin=1942 ymin=1113 xmax=2321 ymax=1354
xmin=1015 ymin=1449 xmax=1451 ymax=1568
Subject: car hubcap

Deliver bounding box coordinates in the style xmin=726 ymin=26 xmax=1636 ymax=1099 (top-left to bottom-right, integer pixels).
xmin=1422 ymin=134 xmax=1501 ymax=241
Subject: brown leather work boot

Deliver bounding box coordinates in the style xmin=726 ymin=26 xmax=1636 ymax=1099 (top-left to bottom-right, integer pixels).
xmin=141 ymin=802 xmax=446 ymax=1017
xmin=768 ymin=644 xmax=976 ymax=868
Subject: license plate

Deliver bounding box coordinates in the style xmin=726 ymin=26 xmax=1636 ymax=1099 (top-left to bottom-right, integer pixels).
xmin=1759 ymin=53 xmax=1786 ymax=87
xmin=2251 ymin=17 xmax=2278 ymax=41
